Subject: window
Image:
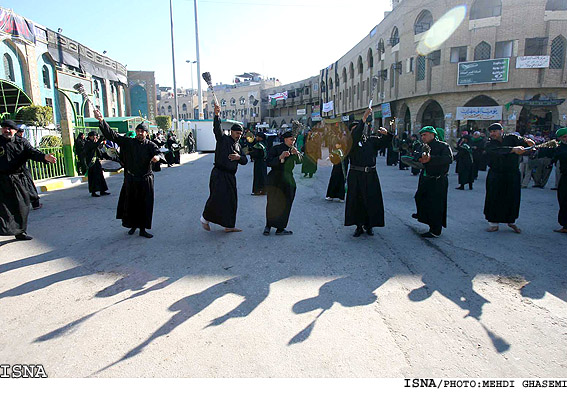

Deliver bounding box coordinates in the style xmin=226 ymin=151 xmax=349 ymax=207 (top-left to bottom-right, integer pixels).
xmin=367 ymin=49 xmax=374 ymax=68
xmin=525 ymin=37 xmax=548 ymax=56
xmin=450 ymin=46 xmax=467 ymax=63
xmin=3 ymin=54 xmax=15 ymax=82
xmin=390 ymin=65 xmax=395 ymax=88
xmin=329 ymin=78 xmax=333 ymax=90
xmin=417 ymin=56 xmax=426 ymax=81
xmin=390 ymin=27 xmax=400 ymax=47
xmin=414 ymin=10 xmax=433 ymax=35
xmin=182 ymin=103 xmax=187 ymax=111
xmin=550 ymin=36 xmax=566 ymax=69
xmin=230 ymin=98 xmax=236 ymax=106
xmin=408 ymin=57 xmax=414 ymax=72
xmin=240 ymin=97 xmax=245 ymax=105
xmin=546 ymin=0 xmax=567 ymax=11
xmin=167 ymin=105 xmax=172 ymax=113
xmin=45 ymin=98 xmax=53 ymax=108
xmin=42 ymin=65 xmax=51 ymax=88
xmin=304 ymin=87 xmax=309 ymax=95
xmin=429 ymin=50 xmax=441 ymax=66
xmin=357 ymin=56 xmax=363 ymax=74
xmin=221 ymin=99 xmax=226 ymax=107
xmin=495 ymin=41 xmax=513 ymax=58
xmin=470 ymin=0 xmax=502 ymax=20
xmin=474 ymin=41 xmax=492 ymax=60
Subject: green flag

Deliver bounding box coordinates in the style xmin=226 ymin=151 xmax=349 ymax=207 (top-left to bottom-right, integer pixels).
xmin=271 ymin=98 xmax=277 ymax=107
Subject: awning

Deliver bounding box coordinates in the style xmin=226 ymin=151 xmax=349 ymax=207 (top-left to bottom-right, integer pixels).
xmin=80 ymin=61 xmax=103 ymax=79
xmin=48 ymin=47 xmax=79 ymax=68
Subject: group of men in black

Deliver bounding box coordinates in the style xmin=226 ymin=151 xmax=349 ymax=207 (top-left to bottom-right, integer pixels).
xmin=2 ymin=109 xmax=567 ymax=242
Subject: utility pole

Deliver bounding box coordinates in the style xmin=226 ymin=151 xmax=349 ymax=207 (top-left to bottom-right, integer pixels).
xmin=169 ymin=0 xmax=179 ymax=129
xmin=186 ymin=60 xmax=196 ymax=119
xmin=194 ymin=0 xmax=204 ymax=119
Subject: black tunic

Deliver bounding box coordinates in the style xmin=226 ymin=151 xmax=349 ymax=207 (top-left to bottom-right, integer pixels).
xmin=470 ymin=137 xmax=487 ymax=172
xmin=553 ymin=143 xmax=567 ymax=228
xmin=202 ymin=115 xmax=248 ymax=228
xmin=0 ymin=135 xmax=48 ymax=235
xmin=151 ymin=135 xmax=166 ymax=172
xmin=98 ymin=120 xmax=160 ymax=229
xmin=166 ymin=134 xmax=181 ymax=165
xmin=345 ymin=123 xmax=392 ymax=227
xmin=249 ymin=141 xmax=267 ymax=194
xmin=414 ymin=139 xmax=453 ymax=231
xmin=455 ymin=144 xmax=474 ymax=185
xmin=265 ymin=143 xmax=302 ymax=229
xmin=484 ymin=134 xmax=530 ymax=224
xmin=326 ymin=151 xmax=349 ymax=200
xmin=84 ymin=138 xmax=108 ymax=194
xmin=74 ymin=137 xmax=87 ymax=175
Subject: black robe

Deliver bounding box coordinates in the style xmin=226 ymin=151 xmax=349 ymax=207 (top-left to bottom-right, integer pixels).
xmin=265 ymin=143 xmax=302 ymax=229
xmin=455 ymin=144 xmax=474 ymax=185
xmin=98 ymin=120 xmax=160 ymax=229
xmin=84 ymin=138 xmax=108 ymax=194
xmin=249 ymin=141 xmax=267 ymax=194
xmin=166 ymin=134 xmax=181 ymax=165
xmin=202 ymin=115 xmax=248 ymax=228
xmin=414 ymin=139 xmax=453 ymax=232
xmin=483 ymin=133 xmax=530 ymax=224
xmin=0 ymin=135 xmax=48 ymax=235
xmin=553 ymin=143 xmax=567 ymax=228
xmin=345 ymin=123 xmax=392 ymax=227
xmin=74 ymin=137 xmax=87 ymax=175
xmin=151 ymin=135 xmax=166 ymax=172
xmin=470 ymin=137 xmax=487 ymax=173
xmin=386 ymin=140 xmax=398 ymax=166
xmin=326 ymin=152 xmax=349 ymax=200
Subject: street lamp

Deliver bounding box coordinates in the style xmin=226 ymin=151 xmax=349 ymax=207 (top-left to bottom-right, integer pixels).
xmin=186 ymin=60 xmax=197 ymax=119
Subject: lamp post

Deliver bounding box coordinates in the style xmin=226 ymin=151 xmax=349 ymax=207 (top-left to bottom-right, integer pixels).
xmin=169 ymin=0 xmax=179 ymax=128
xmin=186 ymin=60 xmax=197 ymax=119
xmin=194 ymin=0 xmax=203 ymax=119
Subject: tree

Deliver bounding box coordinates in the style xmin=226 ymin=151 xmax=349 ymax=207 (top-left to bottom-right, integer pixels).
xmin=155 ymin=115 xmax=172 ymax=132
xmin=17 ymin=105 xmax=54 ymax=127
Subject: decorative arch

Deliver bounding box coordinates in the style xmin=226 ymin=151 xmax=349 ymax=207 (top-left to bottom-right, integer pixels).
xmin=328 ymin=77 xmax=333 ymax=90
xmin=550 ymin=35 xmax=566 ymax=69
xmin=1 ymin=39 xmax=28 ymax=90
xmin=342 ymin=67 xmax=347 ymax=83
xmin=474 ymin=41 xmax=492 ymax=60
xmin=367 ymin=48 xmax=374 ymax=68
xmin=415 ymin=10 xmax=433 ymax=35
xmin=390 ymin=27 xmax=400 ymax=47
xmin=357 ymin=56 xmax=363 ymax=74
xmin=470 ymin=0 xmax=502 ymax=20
xmin=417 ymin=99 xmax=444 ymax=129
xmin=464 ymin=95 xmax=499 ymax=107
xmin=349 ymin=62 xmax=354 ymax=79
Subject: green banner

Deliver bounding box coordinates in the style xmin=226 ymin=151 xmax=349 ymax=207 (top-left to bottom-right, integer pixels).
xmin=457 ymin=58 xmax=509 ymax=85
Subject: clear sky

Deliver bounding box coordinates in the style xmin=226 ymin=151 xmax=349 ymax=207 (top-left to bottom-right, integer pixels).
xmin=2 ymin=0 xmax=391 ymax=89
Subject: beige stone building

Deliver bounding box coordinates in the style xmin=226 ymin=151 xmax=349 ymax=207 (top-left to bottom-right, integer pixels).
xmin=319 ymin=0 xmax=567 ymax=141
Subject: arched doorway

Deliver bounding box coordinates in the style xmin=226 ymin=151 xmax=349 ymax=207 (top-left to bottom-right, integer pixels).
xmin=421 ymin=100 xmax=444 ymax=128
xmin=130 ymin=84 xmax=148 ymax=119
xmin=1 ymin=79 xmax=33 ymax=121
xmin=459 ymin=95 xmax=500 ymax=133
xmin=516 ymin=95 xmax=559 ymax=137
xmin=404 ymin=107 xmax=412 ymax=132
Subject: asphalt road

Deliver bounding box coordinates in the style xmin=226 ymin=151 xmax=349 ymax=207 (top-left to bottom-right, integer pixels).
xmin=1 ymin=151 xmax=565 ymax=378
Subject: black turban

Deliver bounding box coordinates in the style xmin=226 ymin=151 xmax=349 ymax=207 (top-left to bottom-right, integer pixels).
xmin=488 ymin=123 xmax=503 ymax=131
xmin=281 ymin=131 xmax=293 ymax=139
xmin=1 ymin=119 xmax=18 ymax=130
xmin=231 ymin=123 xmax=243 ymax=132
xmin=256 ymin=132 xmax=266 ymax=140
xmin=349 ymin=120 xmax=360 ymax=130
xmin=88 ymin=131 xmax=97 ymax=137
xmin=136 ymin=123 xmax=149 ymax=132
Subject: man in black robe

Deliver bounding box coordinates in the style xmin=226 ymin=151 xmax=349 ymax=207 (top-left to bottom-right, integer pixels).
xmin=0 ymin=119 xmax=56 ymax=240
xmin=201 ymin=103 xmax=247 ymax=232
xmin=84 ymin=131 xmax=110 ymax=197
xmin=15 ymin=127 xmax=42 ymax=209
xmin=74 ymin=132 xmax=87 ymax=175
xmin=166 ymin=131 xmax=181 ymax=166
xmin=263 ymin=130 xmax=302 ymax=235
xmin=151 ymin=131 xmax=166 ymax=172
xmin=413 ymin=126 xmax=453 ymax=238
xmin=345 ymin=108 xmax=392 ymax=237
xmin=249 ymin=132 xmax=268 ymax=195
xmin=484 ymin=123 xmax=534 ymax=233
xmin=470 ymin=131 xmax=487 ymax=176
xmin=454 ymin=139 xmax=474 ymax=190
xmin=326 ymin=133 xmax=349 ymax=202
xmin=95 ymin=110 xmax=161 ymax=238
xmin=553 ymin=128 xmax=567 ymax=233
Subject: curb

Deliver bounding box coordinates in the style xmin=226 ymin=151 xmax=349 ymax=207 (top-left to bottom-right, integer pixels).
xmin=36 ymin=169 xmax=123 ymax=193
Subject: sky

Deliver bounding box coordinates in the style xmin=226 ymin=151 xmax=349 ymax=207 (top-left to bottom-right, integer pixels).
xmin=2 ymin=0 xmax=391 ymax=89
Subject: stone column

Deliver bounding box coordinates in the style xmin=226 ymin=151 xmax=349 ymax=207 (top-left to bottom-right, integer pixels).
xmin=58 ymin=91 xmax=77 ymax=177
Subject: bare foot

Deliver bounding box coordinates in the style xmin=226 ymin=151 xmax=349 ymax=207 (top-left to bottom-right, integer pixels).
xmin=553 ymin=228 xmax=567 ymax=233
xmin=200 ymin=216 xmax=210 ymax=231
xmin=486 ymin=226 xmax=499 ymax=232
xmin=224 ymin=227 xmax=242 ymax=233
xmin=507 ymin=224 xmax=521 ymax=234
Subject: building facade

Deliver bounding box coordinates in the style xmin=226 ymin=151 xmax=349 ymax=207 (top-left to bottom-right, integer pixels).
xmin=316 ymin=0 xmax=567 ymax=141
xmin=127 ymin=70 xmax=157 ymax=121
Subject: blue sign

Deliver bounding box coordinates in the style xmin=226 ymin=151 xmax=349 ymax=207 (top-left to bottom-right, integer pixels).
xmin=381 ymin=103 xmax=391 ymax=118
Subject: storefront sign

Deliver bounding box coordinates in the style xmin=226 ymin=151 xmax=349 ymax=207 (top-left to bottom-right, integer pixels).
xmin=510 ymin=98 xmax=565 ymax=107
xmin=342 ymin=115 xmax=350 ymax=121
xmin=311 ymin=112 xmax=321 ymax=121
xmin=297 ymin=109 xmax=306 ymax=116
xmin=457 ymin=59 xmax=509 ymax=85
xmin=322 ymin=101 xmax=334 ymax=113
xmin=456 ymin=106 xmax=503 ymax=121
xmin=516 ymin=56 xmax=550 ymax=69
xmin=381 ymin=103 xmax=391 ymax=118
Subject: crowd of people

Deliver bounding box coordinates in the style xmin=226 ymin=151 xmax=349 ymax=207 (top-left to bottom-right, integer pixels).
xmin=1 ymin=112 xmax=566 ymax=242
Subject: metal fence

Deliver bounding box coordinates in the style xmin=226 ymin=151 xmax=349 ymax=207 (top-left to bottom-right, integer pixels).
xmin=28 ymin=146 xmax=67 ymax=181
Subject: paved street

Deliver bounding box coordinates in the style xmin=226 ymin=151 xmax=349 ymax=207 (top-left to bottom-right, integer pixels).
xmin=1 ymin=151 xmax=566 ymax=378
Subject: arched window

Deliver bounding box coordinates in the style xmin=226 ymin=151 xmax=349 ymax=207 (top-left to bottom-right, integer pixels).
xmin=357 ymin=56 xmax=363 ymax=74
xmin=390 ymin=27 xmax=399 ymax=47
xmin=390 ymin=65 xmax=395 ymax=88
xmin=415 ymin=10 xmax=433 ymax=35
xmin=329 ymin=78 xmax=333 ymax=90
xmin=342 ymin=68 xmax=347 ymax=84
xmin=550 ymin=36 xmax=566 ymax=69
xmin=3 ymin=53 xmax=15 ymax=82
xmin=230 ymin=98 xmax=236 ymax=106
xmin=367 ymin=48 xmax=374 ymax=68
xmin=221 ymin=99 xmax=226 ymax=107
xmin=546 ymin=0 xmax=567 ymax=10
xmin=470 ymin=0 xmax=502 ymax=20
xmin=349 ymin=62 xmax=354 ymax=79
xmin=474 ymin=41 xmax=492 ymax=60
xmin=239 ymin=97 xmax=245 ymax=105
xmin=182 ymin=103 xmax=187 ymax=111
xmin=42 ymin=65 xmax=51 ymax=88
xmin=167 ymin=105 xmax=172 ymax=113
xmin=417 ymin=56 xmax=426 ymax=81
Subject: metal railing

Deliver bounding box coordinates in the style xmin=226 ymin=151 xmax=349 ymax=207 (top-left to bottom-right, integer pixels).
xmin=29 ymin=146 xmax=67 ymax=181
